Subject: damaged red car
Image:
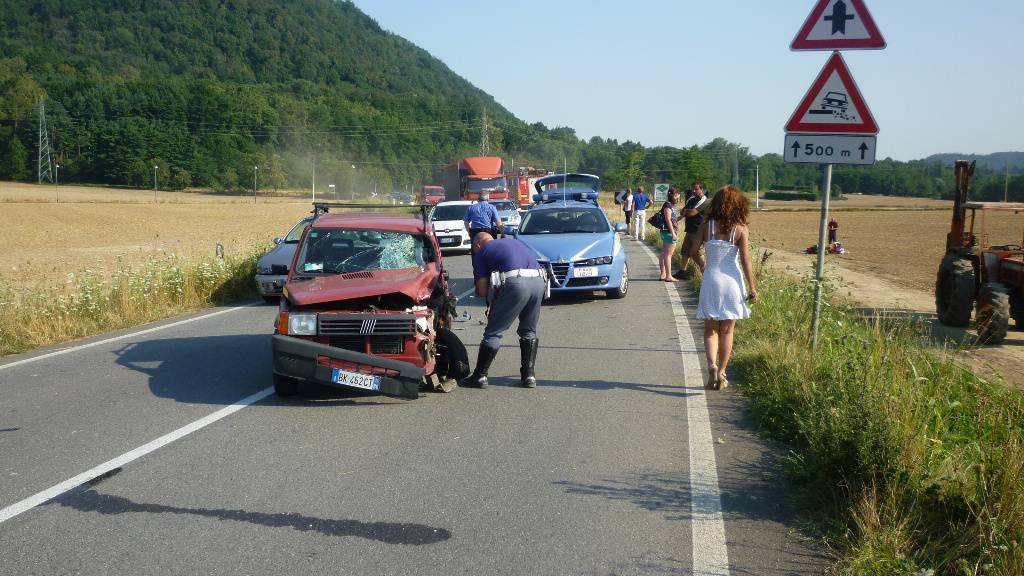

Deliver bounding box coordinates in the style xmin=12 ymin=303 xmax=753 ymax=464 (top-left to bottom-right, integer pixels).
xmin=272 ymin=203 xmax=470 ymax=399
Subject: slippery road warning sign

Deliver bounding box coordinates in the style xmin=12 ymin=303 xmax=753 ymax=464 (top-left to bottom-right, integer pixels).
xmin=785 ymin=52 xmax=878 ymax=134
xmin=791 ymin=0 xmax=886 ymax=51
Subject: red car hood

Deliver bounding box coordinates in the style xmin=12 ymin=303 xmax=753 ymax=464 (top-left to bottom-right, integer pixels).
xmin=285 ymin=267 xmax=437 ymax=307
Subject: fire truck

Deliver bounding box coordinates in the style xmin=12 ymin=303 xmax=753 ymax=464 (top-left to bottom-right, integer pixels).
xmin=441 ymin=157 xmax=509 ymax=201
xmin=512 ymin=168 xmax=553 ymax=209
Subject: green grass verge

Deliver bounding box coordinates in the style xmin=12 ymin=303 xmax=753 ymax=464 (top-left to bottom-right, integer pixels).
xmin=605 ymin=202 xmax=1024 ymax=573
xmin=736 ymin=271 xmax=1024 ymax=574
xmin=0 ymin=250 xmax=261 ymax=357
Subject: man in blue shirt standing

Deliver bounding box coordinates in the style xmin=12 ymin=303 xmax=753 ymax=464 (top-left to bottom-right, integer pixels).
xmin=463 ymin=191 xmax=503 ymax=239
xmin=461 ymin=232 xmax=546 ymax=389
xmin=632 ymin=187 xmax=652 ymax=241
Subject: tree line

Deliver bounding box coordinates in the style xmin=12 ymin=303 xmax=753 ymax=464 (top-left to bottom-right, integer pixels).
xmin=0 ymin=0 xmax=1019 ymax=201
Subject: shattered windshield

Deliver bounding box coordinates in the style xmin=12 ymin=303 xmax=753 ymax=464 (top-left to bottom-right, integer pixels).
xmin=296 ymin=228 xmax=426 ymax=274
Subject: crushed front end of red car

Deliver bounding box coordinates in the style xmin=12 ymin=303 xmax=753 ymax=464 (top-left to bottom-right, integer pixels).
xmin=271 ymin=204 xmax=469 ymax=399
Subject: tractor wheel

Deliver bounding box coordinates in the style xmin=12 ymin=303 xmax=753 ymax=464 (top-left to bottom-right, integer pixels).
xmin=1010 ymin=291 xmax=1024 ymax=330
xmin=976 ymin=283 xmax=1011 ymax=345
xmin=935 ymin=254 xmax=975 ymax=327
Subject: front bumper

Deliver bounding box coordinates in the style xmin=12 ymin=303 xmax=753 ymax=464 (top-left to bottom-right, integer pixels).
xmin=544 ymin=262 xmax=624 ymax=293
xmin=437 ymin=233 xmax=471 ymax=251
xmin=255 ymin=274 xmax=287 ymax=296
xmin=272 ymin=334 xmax=425 ymax=399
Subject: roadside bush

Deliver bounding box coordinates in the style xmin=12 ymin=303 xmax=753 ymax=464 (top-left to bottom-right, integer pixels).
xmin=0 ymin=251 xmax=259 ymax=357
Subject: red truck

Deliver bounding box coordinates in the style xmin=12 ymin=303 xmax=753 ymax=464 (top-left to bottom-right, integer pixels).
xmin=272 ymin=203 xmax=470 ymax=399
xmin=441 ymin=156 xmax=508 ymax=201
xmin=421 ymin=185 xmax=446 ymax=204
xmin=513 ymin=168 xmax=552 ymax=209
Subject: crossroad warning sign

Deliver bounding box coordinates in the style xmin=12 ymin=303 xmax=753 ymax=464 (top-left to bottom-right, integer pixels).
xmin=785 ymin=52 xmax=878 ymax=134
xmin=791 ymin=0 xmax=886 ymax=51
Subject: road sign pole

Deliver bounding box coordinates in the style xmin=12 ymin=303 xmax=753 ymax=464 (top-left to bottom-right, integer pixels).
xmin=810 ymin=163 xmax=833 ymax=350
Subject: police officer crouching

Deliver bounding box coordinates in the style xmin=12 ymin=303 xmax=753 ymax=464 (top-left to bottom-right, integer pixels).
xmin=461 ymin=232 xmax=546 ymax=388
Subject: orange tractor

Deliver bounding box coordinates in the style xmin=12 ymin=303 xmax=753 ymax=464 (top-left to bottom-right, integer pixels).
xmin=936 ymin=160 xmax=1024 ymax=344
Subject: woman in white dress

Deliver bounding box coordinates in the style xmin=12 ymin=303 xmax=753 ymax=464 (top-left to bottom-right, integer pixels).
xmin=688 ymin=186 xmax=759 ymax=390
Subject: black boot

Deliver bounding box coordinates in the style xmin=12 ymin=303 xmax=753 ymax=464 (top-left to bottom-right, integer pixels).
xmin=461 ymin=344 xmax=499 ymax=388
xmin=519 ymin=338 xmax=538 ymax=388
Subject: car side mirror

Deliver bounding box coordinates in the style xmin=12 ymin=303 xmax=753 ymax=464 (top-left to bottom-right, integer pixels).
xmin=273 ymin=237 xmax=282 ymax=245
xmin=614 ymin=223 xmax=628 ymax=233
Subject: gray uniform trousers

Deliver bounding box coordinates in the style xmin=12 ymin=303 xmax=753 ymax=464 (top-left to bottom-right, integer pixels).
xmin=482 ymin=276 xmax=546 ymax=349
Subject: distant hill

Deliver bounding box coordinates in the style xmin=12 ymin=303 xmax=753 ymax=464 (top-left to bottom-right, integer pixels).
xmin=0 ymin=0 xmax=521 ymax=188
xmin=924 ymin=152 xmax=1024 ymax=173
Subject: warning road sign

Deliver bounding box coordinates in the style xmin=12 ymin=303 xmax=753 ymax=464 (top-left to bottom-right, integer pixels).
xmin=784 ymin=133 xmax=877 ymax=165
xmin=791 ymin=0 xmax=886 ymax=51
xmin=785 ymin=52 xmax=878 ymax=134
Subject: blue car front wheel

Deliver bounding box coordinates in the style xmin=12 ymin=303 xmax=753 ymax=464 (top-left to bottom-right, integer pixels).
xmin=607 ymin=263 xmax=628 ymax=299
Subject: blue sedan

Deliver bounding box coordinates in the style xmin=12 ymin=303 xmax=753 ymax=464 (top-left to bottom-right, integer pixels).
xmin=514 ymin=174 xmax=629 ymax=299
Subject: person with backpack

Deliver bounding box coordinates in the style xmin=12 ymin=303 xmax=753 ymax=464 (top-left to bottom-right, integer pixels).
xmin=632 ymin=187 xmax=651 ymax=241
xmin=657 ymin=188 xmax=681 ymax=281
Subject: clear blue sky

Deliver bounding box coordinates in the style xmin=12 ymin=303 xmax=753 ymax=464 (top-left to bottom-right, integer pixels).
xmin=356 ymin=1 xmax=1023 ymax=161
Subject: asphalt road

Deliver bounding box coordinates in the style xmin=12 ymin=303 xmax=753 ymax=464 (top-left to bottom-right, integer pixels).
xmin=0 ymin=238 xmax=827 ymax=575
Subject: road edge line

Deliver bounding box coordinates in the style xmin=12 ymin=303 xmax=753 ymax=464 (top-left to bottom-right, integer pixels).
xmin=637 ymin=242 xmax=731 ymax=575
xmin=0 ymin=386 xmax=275 ymax=524
xmin=0 ymin=304 xmax=256 ymax=371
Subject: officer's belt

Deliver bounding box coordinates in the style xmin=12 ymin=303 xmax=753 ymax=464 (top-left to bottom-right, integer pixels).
xmin=500 ymin=268 xmax=545 ymax=281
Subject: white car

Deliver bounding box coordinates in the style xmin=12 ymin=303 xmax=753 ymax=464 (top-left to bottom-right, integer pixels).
xmin=430 ymin=200 xmax=473 ymax=253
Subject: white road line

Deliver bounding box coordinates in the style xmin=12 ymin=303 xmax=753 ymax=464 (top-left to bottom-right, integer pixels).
xmin=638 ymin=243 xmax=730 ymax=575
xmin=0 ymin=386 xmax=274 ymax=525
xmin=0 ymin=304 xmax=255 ymax=372
xmin=456 ymin=287 xmax=476 ymax=300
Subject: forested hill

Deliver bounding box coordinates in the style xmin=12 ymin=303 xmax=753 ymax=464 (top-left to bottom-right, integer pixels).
xmin=0 ymin=0 xmax=1021 ymax=201
xmin=924 ymin=152 xmax=1024 ymax=172
xmin=0 ymin=0 xmax=527 ymax=190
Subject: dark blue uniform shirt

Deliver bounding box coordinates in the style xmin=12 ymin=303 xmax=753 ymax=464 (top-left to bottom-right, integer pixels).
xmin=472 ymin=238 xmax=540 ymax=280
xmin=464 ymin=201 xmax=500 ymax=230
xmin=633 ymin=193 xmax=651 ymax=211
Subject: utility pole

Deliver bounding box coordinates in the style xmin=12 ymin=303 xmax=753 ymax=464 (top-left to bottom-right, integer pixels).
xmin=311 ymin=155 xmax=316 ymax=202
xmin=755 ymin=163 xmax=760 ymax=210
xmin=733 ymin=146 xmax=740 ymax=187
xmin=153 ymin=164 xmax=159 ymax=203
xmin=1005 ymin=161 xmax=1010 ymax=203
xmin=480 ymin=109 xmax=489 ymax=155
xmin=55 ymin=163 xmax=61 ymax=203
xmin=37 ymin=97 xmax=53 ymax=184
xmin=253 ymin=165 xmax=259 ymax=204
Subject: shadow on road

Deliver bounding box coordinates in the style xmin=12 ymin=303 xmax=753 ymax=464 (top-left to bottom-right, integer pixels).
xmin=487 ymin=377 xmax=696 ymax=398
xmin=50 ymin=487 xmax=451 ymax=545
xmin=112 ymin=335 xmax=400 ymax=407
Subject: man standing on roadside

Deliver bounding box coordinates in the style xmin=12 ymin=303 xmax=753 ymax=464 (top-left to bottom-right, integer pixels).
xmin=676 ymin=181 xmax=709 ymax=278
xmin=464 ymin=190 xmax=503 ymax=239
xmin=632 ymin=186 xmax=651 ymax=241
xmin=461 ymin=232 xmax=546 ymax=389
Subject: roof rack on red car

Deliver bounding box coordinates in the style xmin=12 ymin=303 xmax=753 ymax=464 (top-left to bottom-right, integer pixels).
xmin=310 ymin=202 xmax=432 ymax=227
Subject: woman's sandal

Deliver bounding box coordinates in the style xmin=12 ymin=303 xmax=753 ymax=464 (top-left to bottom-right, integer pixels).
xmin=717 ymin=372 xmax=729 ymax=390
xmin=706 ymin=366 xmax=719 ymax=390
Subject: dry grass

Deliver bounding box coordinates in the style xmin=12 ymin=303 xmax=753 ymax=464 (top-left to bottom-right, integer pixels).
xmin=0 ymin=180 xmax=312 ymax=204
xmin=750 ymin=209 xmax=1023 ymax=292
xmin=1 ymin=202 xmax=311 ymax=291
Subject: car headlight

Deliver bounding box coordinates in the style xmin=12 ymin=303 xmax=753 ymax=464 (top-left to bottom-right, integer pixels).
xmin=287 ymin=313 xmax=317 ymax=335
xmin=257 ymin=263 xmax=273 ymax=274
xmin=577 ymin=256 xmax=613 ymax=266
